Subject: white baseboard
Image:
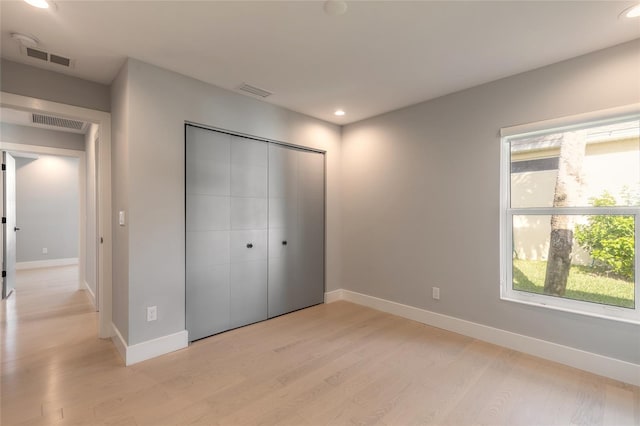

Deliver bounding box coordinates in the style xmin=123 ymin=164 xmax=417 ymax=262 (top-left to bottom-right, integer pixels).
xmin=111 ymin=323 xmax=188 ymax=366
xmin=326 ymin=289 xmax=639 ymax=387
xmin=82 ymin=280 xmax=96 ymax=307
xmin=16 ymin=258 xmax=78 ymax=270
xmin=111 ymin=324 xmax=128 ymax=363
xmin=324 ymin=289 xmax=344 ymax=303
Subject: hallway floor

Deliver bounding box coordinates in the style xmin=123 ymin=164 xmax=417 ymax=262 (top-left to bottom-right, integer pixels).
xmin=1 ymin=266 xmax=118 ymax=424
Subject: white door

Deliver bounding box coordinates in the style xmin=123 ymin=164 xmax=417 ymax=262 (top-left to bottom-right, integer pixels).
xmin=2 ymin=152 xmax=17 ymax=299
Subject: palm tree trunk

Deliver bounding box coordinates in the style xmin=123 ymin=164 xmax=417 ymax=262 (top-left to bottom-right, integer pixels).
xmin=543 ymin=130 xmax=586 ymax=296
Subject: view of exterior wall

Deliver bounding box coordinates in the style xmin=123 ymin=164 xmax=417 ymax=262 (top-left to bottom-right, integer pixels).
xmin=511 ymin=132 xmax=639 ymax=265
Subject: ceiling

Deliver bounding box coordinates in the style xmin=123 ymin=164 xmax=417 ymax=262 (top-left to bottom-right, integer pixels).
xmin=1 ymin=1 xmax=639 ymax=125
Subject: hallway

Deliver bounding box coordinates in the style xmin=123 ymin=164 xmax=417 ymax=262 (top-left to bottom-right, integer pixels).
xmin=1 ymin=266 xmax=119 ymax=424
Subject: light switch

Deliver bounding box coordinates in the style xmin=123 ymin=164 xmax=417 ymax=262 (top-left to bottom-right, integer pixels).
xmin=119 ymin=210 xmax=126 ymax=226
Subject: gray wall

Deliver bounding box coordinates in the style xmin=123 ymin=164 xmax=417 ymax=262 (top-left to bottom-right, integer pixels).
xmin=1 ymin=123 xmax=85 ymax=151
xmin=1 ymin=59 xmax=111 ymax=112
xmin=111 ymin=58 xmax=342 ymax=345
xmin=341 ymin=39 xmax=640 ymax=364
xmin=15 ymin=155 xmax=79 ymax=263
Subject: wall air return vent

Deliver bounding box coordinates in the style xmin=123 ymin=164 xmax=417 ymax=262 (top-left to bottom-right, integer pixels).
xmin=26 ymin=47 xmax=48 ymax=61
xmin=236 ymin=83 xmax=273 ymax=98
xmin=32 ymin=114 xmax=85 ymax=131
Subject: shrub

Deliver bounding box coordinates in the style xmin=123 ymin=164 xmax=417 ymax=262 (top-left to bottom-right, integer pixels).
xmin=575 ymin=192 xmax=634 ymax=281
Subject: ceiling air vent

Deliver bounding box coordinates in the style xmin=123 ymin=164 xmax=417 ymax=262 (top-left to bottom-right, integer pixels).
xmin=236 ymin=83 xmax=272 ymax=98
xmin=32 ymin=114 xmax=85 ymax=131
xmin=50 ymin=54 xmax=71 ymax=67
xmin=26 ymin=47 xmax=48 ymax=61
xmin=23 ymin=47 xmax=72 ymax=68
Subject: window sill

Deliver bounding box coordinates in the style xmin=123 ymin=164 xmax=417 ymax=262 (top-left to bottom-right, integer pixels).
xmin=500 ymin=292 xmax=639 ymax=325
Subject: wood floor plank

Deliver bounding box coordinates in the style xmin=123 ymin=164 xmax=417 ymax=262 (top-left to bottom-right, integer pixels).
xmin=2 ymin=266 xmax=638 ymax=426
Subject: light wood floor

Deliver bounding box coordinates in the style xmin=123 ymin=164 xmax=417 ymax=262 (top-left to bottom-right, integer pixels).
xmin=1 ymin=266 xmax=638 ymax=426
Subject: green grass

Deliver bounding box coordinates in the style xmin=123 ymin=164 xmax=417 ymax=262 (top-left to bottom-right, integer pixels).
xmin=513 ymin=259 xmax=635 ymax=309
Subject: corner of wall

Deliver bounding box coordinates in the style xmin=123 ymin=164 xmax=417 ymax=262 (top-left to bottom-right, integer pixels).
xmin=111 ymin=323 xmax=188 ymax=366
xmin=110 ymin=59 xmax=131 ymax=342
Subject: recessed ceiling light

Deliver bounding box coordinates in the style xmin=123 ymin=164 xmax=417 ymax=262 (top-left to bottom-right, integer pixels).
xmin=324 ymin=0 xmax=348 ymax=16
xmin=334 ymin=109 xmax=345 ymax=116
xmin=622 ymin=3 xmax=640 ymax=18
xmin=23 ymin=0 xmax=50 ymax=8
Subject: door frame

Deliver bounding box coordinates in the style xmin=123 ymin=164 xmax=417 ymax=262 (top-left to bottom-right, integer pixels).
xmin=2 ymin=146 xmax=86 ymax=289
xmin=1 ymin=92 xmax=113 ymax=339
xmin=2 ymin=151 xmax=17 ymax=299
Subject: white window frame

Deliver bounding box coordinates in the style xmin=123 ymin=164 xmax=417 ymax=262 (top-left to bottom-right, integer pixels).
xmin=500 ymin=105 xmax=640 ymax=324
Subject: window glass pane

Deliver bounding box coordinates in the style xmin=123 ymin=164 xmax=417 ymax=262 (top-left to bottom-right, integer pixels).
xmin=510 ymin=119 xmax=640 ymax=208
xmin=512 ymin=214 xmax=635 ymax=309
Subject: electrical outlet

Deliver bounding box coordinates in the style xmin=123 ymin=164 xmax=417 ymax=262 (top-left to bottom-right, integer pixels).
xmin=42 ymin=247 xmax=48 ymax=254
xmin=432 ymin=287 xmax=440 ymax=300
xmin=147 ymin=306 xmax=157 ymax=322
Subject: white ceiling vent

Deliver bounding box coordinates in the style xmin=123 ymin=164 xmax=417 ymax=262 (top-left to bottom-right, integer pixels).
xmin=23 ymin=47 xmax=73 ymax=68
xmin=50 ymin=54 xmax=71 ymax=67
xmin=236 ymin=83 xmax=273 ymax=98
xmin=32 ymin=113 xmax=86 ymax=131
xmin=26 ymin=47 xmax=48 ymax=61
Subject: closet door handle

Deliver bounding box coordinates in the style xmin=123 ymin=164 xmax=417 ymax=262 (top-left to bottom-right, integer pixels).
xmin=246 ymin=243 xmax=253 ymax=249
xmin=14 ymin=227 xmax=20 ymax=232
xmin=282 ymin=241 xmax=287 ymax=246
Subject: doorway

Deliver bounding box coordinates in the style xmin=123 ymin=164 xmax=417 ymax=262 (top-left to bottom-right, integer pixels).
xmin=0 ymin=92 xmax=112 ymax=338
xmin=3 ymin=151 xmax=82 ymax=300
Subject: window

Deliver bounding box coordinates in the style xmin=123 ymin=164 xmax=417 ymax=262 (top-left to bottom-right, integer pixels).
xmin=500 ymin=108 xmax=640 ymax=323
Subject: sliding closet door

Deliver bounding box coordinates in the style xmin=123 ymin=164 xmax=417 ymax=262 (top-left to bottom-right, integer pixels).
xmin=186 ymin=126 xmax=232 ymax=341
xmin=268 ymin=145 xmax=324 ymax=318
xmin=229 ymin=136 xmax=268 ymax=328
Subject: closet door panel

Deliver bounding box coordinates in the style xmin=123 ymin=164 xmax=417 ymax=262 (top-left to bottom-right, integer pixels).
xmin=268 ymin=144 xmax=301 ymax=317
xmin=231 ymin=136 xmax=268 ymax=167
xmin=186 ymin=195 xmax=230 ymax=232
xmin=268 ymin=145 xmax=298 ymax=199
xmin=231 ymin=137 xmax=268 ymax=198
xmin=185 ymin=126 xmax=231 ymax=196
xmin=230 ymin=229 xmax=267 ymax=263
xmin=297 ymin=150 xmax=325 ymax=308
xmin=267 ymin=257 xmax=299 ymax=318
xmin=186 ymin=126 xmax=233 ymax=342
xmin=230 ymin=260 xmax=268 ymax=329
xmin=268 ymin=226 xmax=298 ymax=260
xmin=268 ymin=226 xmax=299 ymax=318
xmin=186 ymin=230 xmax=230 ymax=268
xmin=186 ymin=264 xmax=230 ymax=341
xmin=231 ymin=166 xmax=267 ymax=198
xmin=268 ymin=197 xmax=297 ymax=230
xmin=230 ymin=197 xmax=267 ymax=230
xmin=228 ymin=136 xmax=269 ymax=328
